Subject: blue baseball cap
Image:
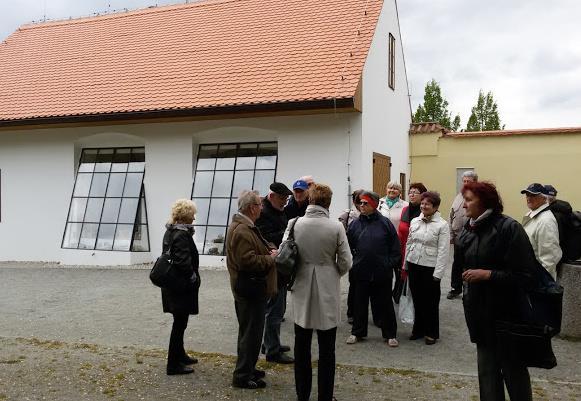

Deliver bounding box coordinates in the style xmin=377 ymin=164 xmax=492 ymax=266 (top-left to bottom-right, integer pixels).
xmin=292 ymin=180 xmax=309 ymax=191
xmin=520 ymin=183 xmax=547 ymax=195
xmin=544 ymin=184 xmax=557 ymax=197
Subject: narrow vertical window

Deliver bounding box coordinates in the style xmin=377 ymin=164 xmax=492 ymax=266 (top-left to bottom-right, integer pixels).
xmin=388 ymin=33 xmax=396 ymax=90
xmin=191 ymin=142 xmax=277 ymax=255
xmin=62 ymin=147 xmax=149 ymax=252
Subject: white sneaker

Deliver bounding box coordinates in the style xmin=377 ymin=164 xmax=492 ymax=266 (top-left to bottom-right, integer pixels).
xmin=346 ymin=335 xmax=358 ymax=344
xmin=387 ymin=338 xmax=399 ymax=348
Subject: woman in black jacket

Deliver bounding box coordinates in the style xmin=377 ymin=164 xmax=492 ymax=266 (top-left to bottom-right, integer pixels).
xmin=453 ymin=182 xmax=535 ymax=401
xmin=162 ymin=199 xmax=201 ymax=375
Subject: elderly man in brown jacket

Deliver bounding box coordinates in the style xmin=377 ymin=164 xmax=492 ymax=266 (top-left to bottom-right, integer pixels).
xmin=226 ymin=189 xmax=278 ymax=390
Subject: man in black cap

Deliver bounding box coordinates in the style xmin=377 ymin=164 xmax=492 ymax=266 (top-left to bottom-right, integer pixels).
xmin=521 ymin=183 xmax=561 ymax=279
xmin=255 ymin=182 xmax=295 ymax=364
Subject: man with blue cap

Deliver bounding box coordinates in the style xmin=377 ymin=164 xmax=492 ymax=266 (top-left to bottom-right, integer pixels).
xmin=285 ymin=176 xmax=313 ymax=219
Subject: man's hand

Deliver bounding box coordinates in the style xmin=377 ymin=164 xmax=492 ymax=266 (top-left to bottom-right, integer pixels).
xmin=462 ymin=269 xmax=492 ymax=283
xmin=269 ymin=249 xmax=279 ymax=259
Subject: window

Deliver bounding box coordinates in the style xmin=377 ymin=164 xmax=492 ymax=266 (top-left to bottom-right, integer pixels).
xmin=62 ymin=148 xmax=150 ymax=252
xmin=191 ymin=142 xmax=277 ymax=255
xmin=388 ymin=33 xmax=396 ymax=90
xmin=456 ymin=167 xmax=476 ymax=193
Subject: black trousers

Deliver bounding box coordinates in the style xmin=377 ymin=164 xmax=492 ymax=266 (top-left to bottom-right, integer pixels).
xmin=167 ymin=312 xmax=189 ymax=369
xmin=450 ymin=245 xmax=463 ymax=292
xmin=408 ymin=263 xmax=440 ymax=339
xmin=347 ymin=274 xmax=381 ymax=324
xmin=477 ymin=343 xmax=532 ymax=401
xmin=294 ymin=324 xmax=337 ymax=401
xmin=233 ymin=299 xmax=266 ymax=382
xmin=351 ymin=276 xmax=397 ymax=339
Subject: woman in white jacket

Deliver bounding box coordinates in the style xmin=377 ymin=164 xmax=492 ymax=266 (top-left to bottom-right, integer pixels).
xmin=283 ymin=183 xmax=352 ymax=401
xmin=405 ymin=191 xmax=450 ymax=345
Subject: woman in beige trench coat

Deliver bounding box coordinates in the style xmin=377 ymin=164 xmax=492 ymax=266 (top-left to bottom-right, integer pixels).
xmin=282 ymin=183 xmax=352 ymax=401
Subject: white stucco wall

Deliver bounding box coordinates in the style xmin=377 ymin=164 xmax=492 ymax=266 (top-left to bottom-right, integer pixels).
xmin=0 ymin=113 xmax=362 ymax=266
xmin=360 ymin=0 xmax=411 ymax=193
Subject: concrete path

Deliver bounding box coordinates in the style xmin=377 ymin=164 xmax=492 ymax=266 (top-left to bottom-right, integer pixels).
xmin=0 ymin=264 xmax=580 ymax=385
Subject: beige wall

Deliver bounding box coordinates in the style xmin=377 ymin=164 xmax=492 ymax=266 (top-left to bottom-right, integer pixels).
xmin=410 ymin=132 xmax=581 ymax=220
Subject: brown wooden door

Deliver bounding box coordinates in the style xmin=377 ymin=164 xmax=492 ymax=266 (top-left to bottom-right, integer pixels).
xmin=373 ymin=152 xmax=391 ymax=195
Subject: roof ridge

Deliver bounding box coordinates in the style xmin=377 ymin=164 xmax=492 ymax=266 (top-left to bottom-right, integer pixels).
xmin=19 ymin=0 xmax=243 ymax=31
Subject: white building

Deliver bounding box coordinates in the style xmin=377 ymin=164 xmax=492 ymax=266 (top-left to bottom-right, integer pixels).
xmin=0 ymin=0 xmax=411 ymax=266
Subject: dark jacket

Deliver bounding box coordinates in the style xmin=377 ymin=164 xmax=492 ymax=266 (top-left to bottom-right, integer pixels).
xmin=255 ymin=197 xmax=288 ymax=247
xmin=347 ymin=211 xmax=401 ymax=281
xmin=161 ymin=227 xmax=200 ymax=315
xmin=547 ymin=199 xmax=573 ymax=262
xmin=285 ymin=197 xmax=308 ymax=220
xmin=454 ymin=213 xmax=537 ymax=345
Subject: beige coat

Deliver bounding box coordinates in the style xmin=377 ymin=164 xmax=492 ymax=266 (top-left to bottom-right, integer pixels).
xmin=283 ymin=205 xmax=352 ymax=330
xmin=522 ymin=203 xmax=562 ymax=280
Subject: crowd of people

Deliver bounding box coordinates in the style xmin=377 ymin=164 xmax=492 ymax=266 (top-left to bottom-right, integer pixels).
xmin=157 ymin=171 xmax=569 ymax=401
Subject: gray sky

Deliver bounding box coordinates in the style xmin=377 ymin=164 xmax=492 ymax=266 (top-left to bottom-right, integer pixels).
xmin=2 ymin=0 xmax=580 ymax=130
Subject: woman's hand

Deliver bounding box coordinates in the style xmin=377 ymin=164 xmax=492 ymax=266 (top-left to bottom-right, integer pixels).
xmin=462 ymin=269 xmax=492 ymax=283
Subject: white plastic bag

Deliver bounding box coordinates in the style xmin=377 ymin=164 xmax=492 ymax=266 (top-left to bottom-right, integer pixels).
xmin=398 ymin=278 xmax=414 ymax=325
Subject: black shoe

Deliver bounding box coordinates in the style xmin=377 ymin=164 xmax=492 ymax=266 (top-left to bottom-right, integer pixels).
xmin=425 ymin=337 xmax=437 ymax=345
xmin=181 ymin=354 xmax=198 ymax=365
xmin=232 ymin=378 xmax=267 ymax=389
xmin=167 ymin=364 xmax=194 ymax=375
xmin=447 ymin=290 xmax=461 ymax=300
xmin=409 ymin=333 xmax=423 ymax=340
xmin=279 ymin=345 xmax=291 ymax=353
xmin=266 ymin=352 xmax=294 ymax=364
xmin=253 ymin=369 xmax=266 ymax=379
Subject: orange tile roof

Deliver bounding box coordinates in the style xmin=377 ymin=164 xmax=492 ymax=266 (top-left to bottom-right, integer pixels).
xmin=0 ymin=0 xmax=383 ymax=125
xmin=445 ymin=126 xmax=581 ymax=138
xmin=409 ymin=122 xmax=448 ymax=134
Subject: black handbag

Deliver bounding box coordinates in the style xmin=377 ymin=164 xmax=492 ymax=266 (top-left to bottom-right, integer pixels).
xmin=275 ymin=217 xmax=300 ymax=289
xmin=150 ymin=231 xmax=179 ymax=289
xmin=495 ymin=320 xmax=557 ymax=369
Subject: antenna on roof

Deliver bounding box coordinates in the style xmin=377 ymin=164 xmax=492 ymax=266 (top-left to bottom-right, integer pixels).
xmin=43 ymin=0 xmax=47 ymax=22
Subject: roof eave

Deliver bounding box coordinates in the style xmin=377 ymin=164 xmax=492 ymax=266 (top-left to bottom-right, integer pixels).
xmin=0 ymin=98 xmax=357 ymax=130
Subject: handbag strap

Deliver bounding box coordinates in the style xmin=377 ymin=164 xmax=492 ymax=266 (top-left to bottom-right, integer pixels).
xmin=162 ymin=230 xmax=175 ymax=257
xmin=288 ymin=217 xmax=300 ymax=241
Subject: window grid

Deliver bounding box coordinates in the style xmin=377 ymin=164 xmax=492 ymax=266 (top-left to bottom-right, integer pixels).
xmin=389 ymin=33 xmax=396 ymax=90
xmin=61 ymin=147 xmax=150 ymax=252
xmin=191 ymin=142 xmax=277 ymax=255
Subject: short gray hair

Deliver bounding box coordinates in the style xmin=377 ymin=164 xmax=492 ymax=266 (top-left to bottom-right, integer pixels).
xmin=237 ymin=190 xmax=260 ymax=212
xmin=386 ymin=181 xmax=403 ymax=192
xmin=462 ymin=170 xmax=478 ymax=181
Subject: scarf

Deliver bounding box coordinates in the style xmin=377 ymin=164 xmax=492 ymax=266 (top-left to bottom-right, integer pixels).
xmin=385 ymin=197 xmax=398 ymax=208
xmin=468 ymin=209 xmax=494 ymax=229
xmin=165 ymin=223 xmax=195 ymax=236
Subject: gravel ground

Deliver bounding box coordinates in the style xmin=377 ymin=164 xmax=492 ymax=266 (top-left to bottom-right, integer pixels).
xmin=2 ymin=337 xmax=580 ymax=401
xmin=1 ymin=263 xmax=580 ymax=400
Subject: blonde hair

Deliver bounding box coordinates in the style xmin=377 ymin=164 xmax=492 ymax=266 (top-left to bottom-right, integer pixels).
xmin=169 ymin=199 xmax=197 ymax=224
xmin=308 ymin=183 xmax=333 ymax=209
xmin=386 ymin=181 xmax=403 ymax=192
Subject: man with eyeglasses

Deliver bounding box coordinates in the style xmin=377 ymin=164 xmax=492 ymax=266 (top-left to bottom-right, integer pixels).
xmin=285 ymin=177 xmax=314 ymax=220
xmin=255 ymin=182 xmax=295 ymax=364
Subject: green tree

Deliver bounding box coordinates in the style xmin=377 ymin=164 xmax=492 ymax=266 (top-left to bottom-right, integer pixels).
xmin=466 ymin=90 xmax=504 ymax=131
xmin=413 ymin=79 xmax=461 ymax=131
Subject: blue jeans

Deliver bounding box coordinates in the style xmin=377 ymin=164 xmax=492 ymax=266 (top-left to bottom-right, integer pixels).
xmin=263 ymin=287 xmax=287 ymax=357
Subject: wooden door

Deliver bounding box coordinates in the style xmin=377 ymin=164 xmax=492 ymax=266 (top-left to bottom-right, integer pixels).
xmin=373 ymin=152 xmax=391 ymax=195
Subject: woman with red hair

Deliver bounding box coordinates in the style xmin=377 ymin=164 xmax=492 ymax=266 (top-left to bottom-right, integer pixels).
xmin=455 ymin=181 xmax=535 ymax=401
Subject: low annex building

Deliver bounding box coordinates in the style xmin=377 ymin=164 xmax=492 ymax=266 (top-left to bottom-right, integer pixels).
xmin=0 ymin=0 xmax=411 ymax=266
xmin=410 ymin=123 xmax=581 ymax=218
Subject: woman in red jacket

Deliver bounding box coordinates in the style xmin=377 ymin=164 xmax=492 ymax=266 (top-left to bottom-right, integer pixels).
xmin=398 ymin=182 xmax=428 ymax=265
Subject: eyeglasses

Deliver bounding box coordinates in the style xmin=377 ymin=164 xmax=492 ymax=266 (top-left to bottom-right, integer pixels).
xmin=359 ymin=201 xmax=369 ymax=206
xmin=408 ymin=191 xmax=421 ymax=195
